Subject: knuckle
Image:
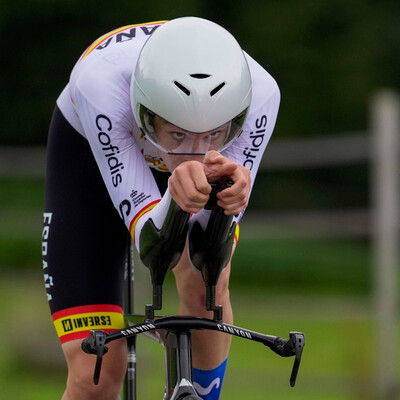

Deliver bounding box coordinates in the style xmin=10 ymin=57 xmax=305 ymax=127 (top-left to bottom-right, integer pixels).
xmin=237 ymin=190 xmax=247 ymax=200
xmin=239 ymin=178 xmax=248 ymax=188
xmin=186 ymin=188 xmax=201 ymax=202
xmin=187 ymin=160 xmax=202 ymax=170
xmin=197 ymin=182 xmax=211 ymax=194
xmin=168 ymin=174 xmax=177 ymax=185
xmin=173 ymin=166 xmax=186 ymax=178
xmin=169 ymin=186 xmax=178 ymax=199
xmin=243 ymin=165 xmax=251 ymax=176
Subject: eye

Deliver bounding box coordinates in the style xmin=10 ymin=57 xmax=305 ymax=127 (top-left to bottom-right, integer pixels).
xmin=169 ymin=131 xmax=186 ymax=141
xmin=210 ymin=131 xmax=222 ymax=139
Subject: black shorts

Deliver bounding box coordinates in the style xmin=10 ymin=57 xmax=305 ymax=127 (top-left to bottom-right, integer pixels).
xmin=43 ymin=106 xmax=169 ymax=343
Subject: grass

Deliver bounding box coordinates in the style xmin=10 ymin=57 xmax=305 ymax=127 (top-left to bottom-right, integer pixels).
xmin=0 ymin=177 xmax=44 ymax=270
xmin=0 ymin=271 xmax=389 ymax=399
xmin=0 ymin=269 xmax=66 ymax=399
xmin=232 ymin=236 xmax=371 ymax=295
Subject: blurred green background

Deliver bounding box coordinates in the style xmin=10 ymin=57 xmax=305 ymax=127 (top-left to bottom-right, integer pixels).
xmin=1 ymin=0 xmax=399 ymax=399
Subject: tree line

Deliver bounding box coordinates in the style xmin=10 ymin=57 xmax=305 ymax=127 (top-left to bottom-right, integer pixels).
xmin=0 ymin=0 xmax=398 ymax=145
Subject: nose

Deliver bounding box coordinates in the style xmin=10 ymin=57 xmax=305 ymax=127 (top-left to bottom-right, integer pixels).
xmin=191 ymin=135 xmax=210 ymax=153
xmin=192 ymin=136 xmax=202 ymax=151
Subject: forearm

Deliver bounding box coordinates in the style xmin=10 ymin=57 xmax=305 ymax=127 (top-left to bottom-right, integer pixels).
xmin=133 ymin=185 xmax=190 ymax=285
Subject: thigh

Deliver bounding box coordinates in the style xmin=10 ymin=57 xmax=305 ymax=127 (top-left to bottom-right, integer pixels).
xmin=43 ymin=106 xmax=130 ymax=344
xmin=172 ymin=240 xmax=236 ymax=308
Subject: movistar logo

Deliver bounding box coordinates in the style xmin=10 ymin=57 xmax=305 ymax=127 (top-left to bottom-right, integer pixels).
xmin=194 ymin=378 xmax=221 ymax=396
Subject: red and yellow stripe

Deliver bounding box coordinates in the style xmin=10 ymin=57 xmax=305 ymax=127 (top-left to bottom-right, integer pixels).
xmin=129 ymin=200 xmax=161 ymax=244
xmin=79 ymin=20 xmax=167 ymax=62
xmin=234 ymin=224 xmax=240 ymax=243
xmin=52 ymin=304 xmax=124 ymax=344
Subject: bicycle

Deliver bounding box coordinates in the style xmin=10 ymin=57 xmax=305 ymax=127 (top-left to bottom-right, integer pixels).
xmin=82 ymin=182 xmax=305 ymax=399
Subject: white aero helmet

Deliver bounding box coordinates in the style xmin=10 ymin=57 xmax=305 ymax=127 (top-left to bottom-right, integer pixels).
xmin=131 ymin=17 xmax=252 ymax=155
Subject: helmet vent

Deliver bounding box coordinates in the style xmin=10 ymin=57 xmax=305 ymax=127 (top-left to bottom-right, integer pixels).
xmin=174 ymin=81 xmax=191 ymax=96
xmin=190 ymin=74 xmax=211 ymax=79
xmin=210 ymin=82 xmax=226 ymax=97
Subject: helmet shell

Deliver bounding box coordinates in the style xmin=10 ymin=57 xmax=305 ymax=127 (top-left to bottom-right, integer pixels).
xmin=131 ymin=17 xmax=252 ymax=140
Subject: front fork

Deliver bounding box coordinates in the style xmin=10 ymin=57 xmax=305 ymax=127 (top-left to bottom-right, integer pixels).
xmin=164 ymin=331 xmax=199 ymax=399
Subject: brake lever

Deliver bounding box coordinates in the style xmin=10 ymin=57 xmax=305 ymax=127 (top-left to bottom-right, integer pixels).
xmin=266 ymin=331 xmax=305 ymax=387
xmin=288 ymin=331 xmax=305 ymax=387
xmin=81 ymin=330 xmax=109 ymax=385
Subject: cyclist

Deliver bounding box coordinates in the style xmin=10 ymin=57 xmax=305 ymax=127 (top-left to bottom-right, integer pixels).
xmin=43 ymin=17 xmax=280 ymax=400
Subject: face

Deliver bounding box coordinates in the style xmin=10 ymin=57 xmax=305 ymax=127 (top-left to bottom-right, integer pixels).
xmin=153 ymin=116 xmax=229 ymax=171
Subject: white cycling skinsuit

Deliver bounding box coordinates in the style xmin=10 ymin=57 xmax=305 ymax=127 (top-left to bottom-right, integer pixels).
xmin=45 ymin=20 xmax=280 ymax=346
